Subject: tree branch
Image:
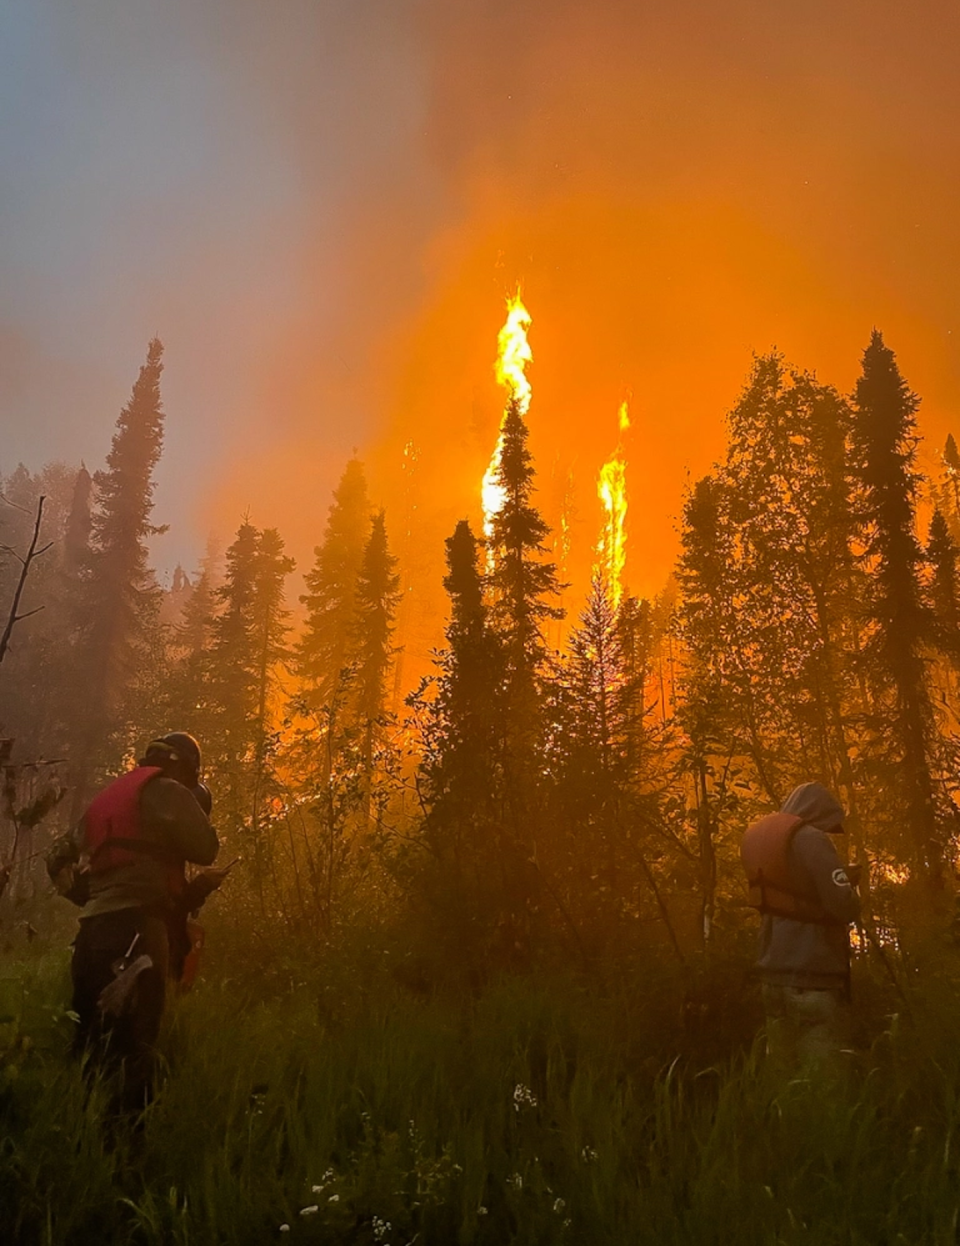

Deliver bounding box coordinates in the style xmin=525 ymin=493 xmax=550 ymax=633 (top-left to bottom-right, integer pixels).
xmin=0 ymin=496 xmax=49 ymax=667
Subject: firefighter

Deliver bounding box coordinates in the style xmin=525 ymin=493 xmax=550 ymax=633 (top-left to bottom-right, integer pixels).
xmin=741 ymin=781 xmax=861 ymax=1066
xmin=47 ymin=732 xmax=220 ymax=1113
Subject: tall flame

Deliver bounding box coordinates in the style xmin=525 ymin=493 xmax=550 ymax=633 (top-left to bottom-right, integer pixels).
xmin=596 ymin=401 xmax=630 ymax=609
xmin=482 ymin=291 xmax=533 ymax=546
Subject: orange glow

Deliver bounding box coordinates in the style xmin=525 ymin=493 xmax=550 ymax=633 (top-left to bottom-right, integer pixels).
xmin=596 ymin=401 xmax=630 ymax=610
xmin=201 ymin=8 xmax=960 ymax=706
xmin=482 ymin=290 xmax=533 ymax=548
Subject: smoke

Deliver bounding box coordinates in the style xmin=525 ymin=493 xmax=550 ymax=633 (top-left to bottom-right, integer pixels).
xmin=5 ymin=2 xmax=959 ymax=653
xmin=182 ymin=0 xmax=960 ymax=682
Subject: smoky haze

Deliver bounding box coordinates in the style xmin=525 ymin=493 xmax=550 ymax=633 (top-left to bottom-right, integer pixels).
xmin=3 ymin=1 xmax=958 ymax=624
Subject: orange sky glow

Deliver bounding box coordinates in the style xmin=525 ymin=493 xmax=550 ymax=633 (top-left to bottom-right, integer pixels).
xmin=184 ymin=0 xmax=960 ymax=684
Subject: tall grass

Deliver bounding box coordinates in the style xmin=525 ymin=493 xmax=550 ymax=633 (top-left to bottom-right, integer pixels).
xmin=4 ymin=930 xmax=960 ymax=1245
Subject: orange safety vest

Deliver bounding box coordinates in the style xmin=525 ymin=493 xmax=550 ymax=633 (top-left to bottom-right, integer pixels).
xmin=83 ymin=766 xmax=186 ymax=900
xmin=740 ymin=812 xmax=827 ymax=921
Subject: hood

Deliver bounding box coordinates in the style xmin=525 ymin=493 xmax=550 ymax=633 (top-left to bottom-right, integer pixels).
xmin=779 ymin=782 xmax=845 ymax=833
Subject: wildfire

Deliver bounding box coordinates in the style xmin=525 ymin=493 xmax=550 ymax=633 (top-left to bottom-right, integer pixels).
xmin=596 ymin=401 xmax=630 ymax=609
xmin=482 ymin=291 xmax=533 ymax=546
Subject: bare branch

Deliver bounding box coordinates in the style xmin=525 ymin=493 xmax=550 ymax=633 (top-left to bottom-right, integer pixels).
xmin=0 ymin=496 xmax=50 ymax=668
xmin=0 ymin=493 xmax=33 ymax=515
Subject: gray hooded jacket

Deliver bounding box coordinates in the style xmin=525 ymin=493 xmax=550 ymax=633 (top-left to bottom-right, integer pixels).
xmin=755 ymin=782 xmax=860 ymax=989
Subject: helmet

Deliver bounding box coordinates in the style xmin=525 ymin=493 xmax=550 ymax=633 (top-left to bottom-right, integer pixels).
xmin=142 ymin=732 xmax=202 ymax=785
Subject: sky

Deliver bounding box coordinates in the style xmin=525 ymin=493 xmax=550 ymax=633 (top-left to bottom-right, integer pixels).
xmin=3 ymin=1 xmax=959 ymax=656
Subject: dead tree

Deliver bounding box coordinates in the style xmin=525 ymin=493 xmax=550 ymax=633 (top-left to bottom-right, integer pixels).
xmin=0 ymin=494 xmax=51 ymax=667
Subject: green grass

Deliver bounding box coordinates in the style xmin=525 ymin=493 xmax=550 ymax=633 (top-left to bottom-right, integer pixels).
xmin=4 ymin=934 xmax=960 ymax=1245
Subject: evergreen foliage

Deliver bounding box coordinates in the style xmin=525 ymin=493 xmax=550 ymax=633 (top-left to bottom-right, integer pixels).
xmin=68 ymin=340 xmax=167 ymax=797
xmin=404 ymin=519 xmax=507 ymax=976
xmin=851 ymin=330 xmax=943 ymax=883
xmin=350 ymin=510 xmax=401 ymax=731
xmin=8 ymin=328 xmax=960 ymax=1143
xmin=926 ymin=508 xmax=960 ymax=660
xmin=677 ymin=357 xmax=865 ymax=825
xmin=204 ymin=519 xmax=294 ymax=874
xmin=298 ymin=459 xmax=370 ymax=709
xmin=487 ymin=399 xmax=564 ymax=683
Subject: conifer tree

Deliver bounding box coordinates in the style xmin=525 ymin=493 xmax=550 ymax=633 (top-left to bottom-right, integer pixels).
xmin=545 ymin=580 xmax=681 ymax=959
xmin=940 ymin=434 xmax=960 ymax=542
xmin=420 ymin=520 xmax=504 ymax=841
xmin=161 ymin=564 xmax=218 ymax=739
xmin=487 ymin=399 xmax=563 ymax=683
xmin=251 ymin=527 xmax=295 ymax=775
xmin=481 ymin=398 xmax=563 ymax=954
xmin=350 ymin=510 xmax=401 ymax=781
xmin=298 ymin=459 xmax=370 ymax=708
xmin=548 ymin=579 xmax=625 ymax=909
xmin=205 ymin=519 xmax=262 ymax=832
xmin=437 ymin=519 xmax=504 ymax=762
xmin=64 ymin=465 xmax=92 ymax=572
xmin=71 ymin=339 xmax=167 ymax=797
xmin=927 ymin=508 xmax=960 ymax=660
xmin=406 ymin=519 xmax=507 ymax=969
xmin=200 ymin=519 xmax=294 ymax=919
xmin=486 ymin=397 xmax=563 ymax=824
xmin=852 ymin=330 xmax=942 ymax=884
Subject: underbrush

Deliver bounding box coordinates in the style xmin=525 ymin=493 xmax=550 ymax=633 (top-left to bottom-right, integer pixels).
xmin=3 ymin=926 xmax=960 ymax=1246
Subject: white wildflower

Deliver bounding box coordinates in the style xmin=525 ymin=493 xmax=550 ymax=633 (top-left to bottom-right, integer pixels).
xmin=372 ymin=1215 xmax=392 ymax=1241
xmin=512 ymin=1083 xmax=538 ymax=1112
xmin=580 ymin=1145 xmax=598 ymax=1163
xmin=477 ymin=1206 xmax=489 ymax=1216
xmin=311 ymin=1168 xmax=336 ymax=1193
xmin=507 ymin=1172 xmax=523 ymax=1190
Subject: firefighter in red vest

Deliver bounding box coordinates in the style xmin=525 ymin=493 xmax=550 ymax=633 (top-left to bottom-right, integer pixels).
xmin=47 ymin=732 xmax=220 ymax=1112
xmin=741 ymin=781 xmax=861 ymax=1065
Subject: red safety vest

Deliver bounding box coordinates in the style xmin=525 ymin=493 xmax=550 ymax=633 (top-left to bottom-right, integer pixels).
xmin=740 ymin=812 xmax=827 ymax=921
xmin=83 ymin=766 xmax=186 ymax=899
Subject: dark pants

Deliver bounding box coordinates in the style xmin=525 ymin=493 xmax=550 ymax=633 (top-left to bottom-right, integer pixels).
xmin=72 ymin=908 xmax=170 ymax=1115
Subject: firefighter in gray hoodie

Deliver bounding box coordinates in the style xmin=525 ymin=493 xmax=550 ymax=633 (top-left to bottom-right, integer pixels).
xmin=741 ymin=781 xmax=861 ymax=1064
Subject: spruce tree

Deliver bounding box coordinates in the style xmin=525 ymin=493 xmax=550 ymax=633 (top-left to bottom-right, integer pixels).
xmin=423 ymin=519 xmax=505 ymax=833
xmin=71 ymin=339 xmax=167 ymax=798
xmin=64 ymin=465 xmax=92 ymax=572
xmin=852 ymin=330 xmax=942 ymax=884
xmin=941 ymin=434 xmax=960 ymax=541
xmin=487 ymin=399 xmax=563 ymax=681
xmin=407 ymin=519 xmax=507 ymax=971
xmin=251 ymin=527 xmax=295 ymax=775
xmin=486 ymin=396 xmax=563 ymax=818
xmin=298 ymin=459 xmax=370 ymax=709
xmin=205 ymin=519 xmax=262 ymax=834
xmin=161 ymin=563 xmax=218 ymax=741
xmin=927 ymin=508 xmax=960 ymax=658
xmin=483 ymin=397 xmax=563 ymax=955
xmin=350 ymin=510 xmax=401 ymax=779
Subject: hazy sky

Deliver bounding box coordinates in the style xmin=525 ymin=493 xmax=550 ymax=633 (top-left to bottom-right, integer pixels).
xmin=3 ymin=1 xmax=959 ymax=615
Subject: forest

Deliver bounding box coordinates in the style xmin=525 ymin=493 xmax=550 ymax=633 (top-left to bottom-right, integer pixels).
xmin=4 ymin=315 xmax=960 ymax=1245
